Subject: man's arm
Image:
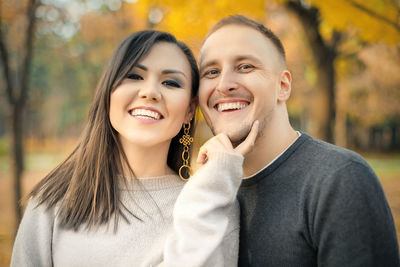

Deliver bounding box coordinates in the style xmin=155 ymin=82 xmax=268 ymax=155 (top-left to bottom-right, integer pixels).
xmin=312 ymin=160 xmax=399 ymax=266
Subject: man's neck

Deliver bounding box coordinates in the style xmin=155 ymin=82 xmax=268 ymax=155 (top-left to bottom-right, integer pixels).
xmin=243 ymin=118 xmax=298 ymax=177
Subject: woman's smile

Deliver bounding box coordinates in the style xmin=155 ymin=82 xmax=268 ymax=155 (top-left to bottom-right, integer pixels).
xmin=109 ymin=42 xmax=193 ymax=148
xmin=129 ymin=106 xmax=164 ymax=122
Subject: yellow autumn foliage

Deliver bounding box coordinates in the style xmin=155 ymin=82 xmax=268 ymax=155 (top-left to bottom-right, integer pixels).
xmin=125 ymin=0 xmax=400 ymax=54
xmin=274 ymin=0 xmax=400 ymax=44
xmin=313 ymin=0 xmax=400 ymax=44
xmin=126 ymin=0 xmax=266 ymax=51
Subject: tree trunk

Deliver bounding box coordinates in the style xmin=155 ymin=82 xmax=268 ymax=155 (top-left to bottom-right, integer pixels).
xmin=286 ymin=1 xmax=337 ymax=143
xmin=0 ymin=0 xmax=39 ymax=236
xmin=11 ymin=102 xmax=24 ymax=227
xmin=390 ymin=121 xmax=398 ymax=150
xmin=335 ymin=101 xmax=347 ymax=148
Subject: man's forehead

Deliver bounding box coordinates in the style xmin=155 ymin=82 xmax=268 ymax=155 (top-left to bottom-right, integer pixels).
xmin=200 ymin=25 xmax=275 ymax=66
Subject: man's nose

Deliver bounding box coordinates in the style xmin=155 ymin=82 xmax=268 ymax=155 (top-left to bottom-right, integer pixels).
xmin=138 ymin=80 xmax=161 ymax=101
xmin=215 ymin=70 xmax=238 ymax=95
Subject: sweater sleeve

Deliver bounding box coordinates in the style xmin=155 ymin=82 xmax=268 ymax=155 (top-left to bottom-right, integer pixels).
xmin=311 ymin=160 xmax=400 ymax=266
xmin=11 ymin=199 xmax=54 ymax=267
xmin=156 ymin=151 xmax=243 ymax=267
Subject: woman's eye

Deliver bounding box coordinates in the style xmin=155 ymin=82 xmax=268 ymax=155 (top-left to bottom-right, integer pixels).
xmin=126 ymin=73 xmax=143 ymax=80
xmin=162 ymin=80 xmax=181 ymax=88
xmin=203 ymin=69 xmax=219 ymax=78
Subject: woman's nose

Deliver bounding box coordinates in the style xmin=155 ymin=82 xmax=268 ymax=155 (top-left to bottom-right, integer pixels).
xmin=138 ymin=81 xmax=161 ymax=101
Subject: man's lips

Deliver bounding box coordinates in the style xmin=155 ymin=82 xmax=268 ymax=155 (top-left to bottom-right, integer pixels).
xmin=214 ymin=100 xmax=249 ymax=112
xmin=128 ymin=107 xmax=164 ymax=120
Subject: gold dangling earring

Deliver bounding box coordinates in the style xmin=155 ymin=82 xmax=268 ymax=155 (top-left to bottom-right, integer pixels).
xmin=179 ymin=122 xmax=194 ymax=181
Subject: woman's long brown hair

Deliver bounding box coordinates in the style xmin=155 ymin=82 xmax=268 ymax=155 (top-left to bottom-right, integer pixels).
xmin=29 ymin=31 xmax=199 ymax=230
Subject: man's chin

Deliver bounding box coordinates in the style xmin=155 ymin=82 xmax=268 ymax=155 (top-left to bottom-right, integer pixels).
xmin=231 ymin=136 xmax=248 ymax=148
xmin=212 ymin=125 xmax=253 ymax=147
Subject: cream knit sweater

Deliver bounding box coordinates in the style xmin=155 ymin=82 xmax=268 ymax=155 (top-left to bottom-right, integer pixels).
xmin=11 ymin=152 xmax=243 ymax=266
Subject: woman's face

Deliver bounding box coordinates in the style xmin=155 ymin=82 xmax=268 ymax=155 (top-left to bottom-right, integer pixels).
xmin=109 ymin=42 xmax=195 ymax=149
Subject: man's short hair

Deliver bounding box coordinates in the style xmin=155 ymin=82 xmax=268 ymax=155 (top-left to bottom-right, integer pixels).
xmin=206 ymin=15 xmax=286 ymax=65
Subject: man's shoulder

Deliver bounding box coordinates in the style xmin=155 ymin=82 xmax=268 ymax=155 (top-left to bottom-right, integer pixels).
xmin=299 ymin=133 xmax=369 ymax=168
xmin=243 ymin=133 xmax=375 ymax=187
xmin=291 ymin=133 xmax=379 ymax=189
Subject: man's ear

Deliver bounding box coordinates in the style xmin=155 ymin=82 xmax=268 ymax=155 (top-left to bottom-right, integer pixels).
xmin=278 ymin=70 xmax=292 ymax=103
xmin=184 ymin=97 xmax=198 ymax=123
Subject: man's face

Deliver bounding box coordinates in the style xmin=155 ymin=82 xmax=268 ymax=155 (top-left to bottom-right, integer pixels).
xmin=199 ymin=24 xmax=286 ymax=144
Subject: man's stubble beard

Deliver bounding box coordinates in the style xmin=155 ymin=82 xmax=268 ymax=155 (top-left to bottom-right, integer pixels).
xmin=210 ymin=116 xmax=267 ymax=148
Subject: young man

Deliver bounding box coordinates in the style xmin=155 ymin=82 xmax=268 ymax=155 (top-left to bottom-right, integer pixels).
xmin=198 ymin=15 xmax=399 ymax=266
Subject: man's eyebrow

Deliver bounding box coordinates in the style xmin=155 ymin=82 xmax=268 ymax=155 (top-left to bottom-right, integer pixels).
xmin=235 ymin=55 xmax=263 ymax=65
xmin=199 ymin=54 xmax=263 ymax=72
xmin=199 ymin=60 xmax=218 ymax=72
xmin=162 ymin=69 xmax=187 ymax=78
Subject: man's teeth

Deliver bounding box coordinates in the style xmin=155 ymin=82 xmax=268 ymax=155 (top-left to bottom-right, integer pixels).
xmin=217 ymin=102 xmax=247 ymax=112
xmin=131 ymin=109 xmax=161 ymax=120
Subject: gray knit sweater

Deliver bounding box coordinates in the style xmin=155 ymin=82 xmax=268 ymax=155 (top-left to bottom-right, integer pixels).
xmin=238 ymin=133 xmax=399 ymax=266
xmin=11 ymin=152 xmax=243 ymax=267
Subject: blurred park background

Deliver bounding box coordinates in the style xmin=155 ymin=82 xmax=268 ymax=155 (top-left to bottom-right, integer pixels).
xmin=1 ymin=0 xmax=400 ymax=265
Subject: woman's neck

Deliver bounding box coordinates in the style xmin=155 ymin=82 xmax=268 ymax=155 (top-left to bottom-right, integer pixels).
xmin=120 ymin=140 xmax=175 ymax=178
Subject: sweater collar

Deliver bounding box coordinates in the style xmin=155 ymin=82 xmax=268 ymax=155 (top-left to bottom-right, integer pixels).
xmin=241 ymin=132 xmax=310 ymax=186
xmin=119 ymin=174 xmax=184 ymax=191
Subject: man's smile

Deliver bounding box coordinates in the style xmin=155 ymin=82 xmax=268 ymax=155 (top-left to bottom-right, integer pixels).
xmin=215 ymin=101 xmax=249 ymax=112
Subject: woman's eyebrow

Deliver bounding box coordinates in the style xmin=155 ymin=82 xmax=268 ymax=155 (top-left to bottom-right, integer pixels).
xmin=162 ymin=69 xmax=186 ymax=77
xmin=135 ymin=64 xmax=147 ymax=71
xmin=134 ymin=64 xmax=186 ymax=78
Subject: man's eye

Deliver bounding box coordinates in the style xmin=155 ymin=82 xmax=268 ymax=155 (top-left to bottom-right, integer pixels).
xmin=238 ymin=64 xmax=254 ymax=72
xmin=203 ymin=69 xmax=219 ymax=78
xmin=162 ymin=80 xmax=181 ymax=88
xmin=126 ymin=73 xmax=143 ymax=80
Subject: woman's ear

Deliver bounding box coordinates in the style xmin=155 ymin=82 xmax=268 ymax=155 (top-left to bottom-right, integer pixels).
xmin=278 ymin=70 xmax=292 ymax=103
xmin=184 ymin=97 xmax=198 ymax=123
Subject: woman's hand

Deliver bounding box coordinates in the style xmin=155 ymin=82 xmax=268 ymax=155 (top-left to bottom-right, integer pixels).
xmin=196 ymin=120 xmax=259 ymax=165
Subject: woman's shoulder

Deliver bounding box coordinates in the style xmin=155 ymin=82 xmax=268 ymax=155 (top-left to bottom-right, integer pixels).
xmin=21 ymin=197 xmax=57 ymax=226
xmin=11 ymin=197 xmax=55 ymax=266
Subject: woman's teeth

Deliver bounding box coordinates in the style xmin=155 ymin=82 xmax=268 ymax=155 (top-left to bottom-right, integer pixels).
xmin=130 ymin=109 xmax=161 ymax=120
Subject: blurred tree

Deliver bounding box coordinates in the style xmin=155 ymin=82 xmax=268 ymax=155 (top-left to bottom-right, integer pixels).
xmin=337 ymin=43 xmax=400 ymax=150
xmin=0 ymin=0 xmax=40 ymax=230
xmin=284 ymin=1 xmax=340 ymax=143
xmin=282 ymin=0 xmax=400 ymax=143
xmin=42 ymin=2 xmax=140 ymax=135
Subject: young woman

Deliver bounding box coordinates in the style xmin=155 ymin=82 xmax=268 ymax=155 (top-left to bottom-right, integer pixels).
xmin=11 ymin=30 xmax=258 ymax=266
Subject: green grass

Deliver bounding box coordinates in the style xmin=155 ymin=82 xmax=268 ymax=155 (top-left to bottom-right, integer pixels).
xmin=0 ymin=152 xmax=65 ymax=172
xmin=0 ymin=137 xmax=8 ymax=158
xmin=1 ymin=151 xmax=399 ymax=176
xmin=364 ymin=153 xmax=400 ymax=178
